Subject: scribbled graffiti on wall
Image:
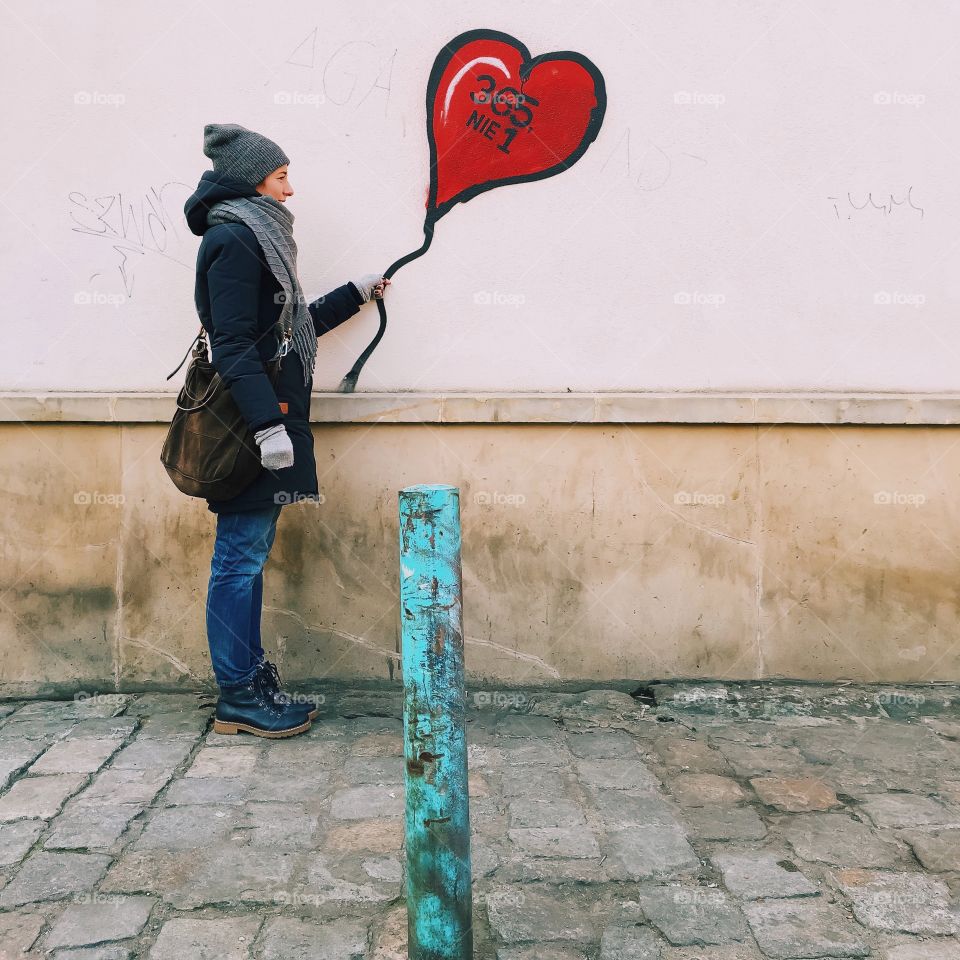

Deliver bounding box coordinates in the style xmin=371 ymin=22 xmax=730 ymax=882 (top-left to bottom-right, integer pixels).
xmin=68 ymin=182 xmax=193 ymax=296
xmin=829 ymin=187 xmax=924 ymax=220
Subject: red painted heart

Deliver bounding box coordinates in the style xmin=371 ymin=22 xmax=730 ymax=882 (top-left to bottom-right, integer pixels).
xmin=426 ymin=29 xmax=606 ymax=219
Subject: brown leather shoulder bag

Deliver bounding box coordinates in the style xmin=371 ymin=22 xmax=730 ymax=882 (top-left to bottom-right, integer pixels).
xmin=160 ymin=326 xmax=284 ymax=500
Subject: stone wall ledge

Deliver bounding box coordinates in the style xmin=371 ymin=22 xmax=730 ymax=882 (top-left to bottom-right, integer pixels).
xmin=3 ymin=391 xmax=960 ymax=425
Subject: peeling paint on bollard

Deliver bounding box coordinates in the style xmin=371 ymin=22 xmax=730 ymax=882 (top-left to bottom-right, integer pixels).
xmin=399 ymin=484 xmax=473 ymax=959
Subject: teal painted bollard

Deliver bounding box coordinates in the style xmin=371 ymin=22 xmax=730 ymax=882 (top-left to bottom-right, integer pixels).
xmin=398 ymin=484 xmax=473 ymax=959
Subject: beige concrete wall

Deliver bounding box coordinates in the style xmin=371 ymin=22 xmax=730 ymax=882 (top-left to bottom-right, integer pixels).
xmin=2 ymin=419 xmax=958 ymax=694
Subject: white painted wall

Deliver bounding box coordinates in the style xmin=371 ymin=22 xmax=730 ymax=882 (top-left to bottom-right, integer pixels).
xmin=1 ymin=1 xmax=957 ymax=393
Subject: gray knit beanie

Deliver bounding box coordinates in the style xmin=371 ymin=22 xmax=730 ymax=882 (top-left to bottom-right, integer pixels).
xmin=202 ymin=123 xmax=290 ymax=187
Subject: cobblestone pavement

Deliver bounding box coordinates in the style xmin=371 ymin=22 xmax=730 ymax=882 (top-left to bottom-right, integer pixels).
xmin=1 ymin=683 xmax=959 ymax=958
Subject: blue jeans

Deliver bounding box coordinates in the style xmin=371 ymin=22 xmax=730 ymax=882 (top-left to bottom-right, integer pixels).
xmin=205 ymin=503 xmax=283 ymax=689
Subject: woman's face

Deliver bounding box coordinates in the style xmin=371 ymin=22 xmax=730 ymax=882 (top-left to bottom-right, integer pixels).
xmin=256 ymin=164 xmax=294 ymax=202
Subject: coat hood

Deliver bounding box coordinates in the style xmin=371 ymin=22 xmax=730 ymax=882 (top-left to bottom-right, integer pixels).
xmin=184 ymin=170 xmax=259 ymax=236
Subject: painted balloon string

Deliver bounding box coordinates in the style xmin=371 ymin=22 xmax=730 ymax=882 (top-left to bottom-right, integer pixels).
xmin=336 ymin=27 xmax=606 ymax=393
xmin=337 ymin=216 xmax=436 ymax=393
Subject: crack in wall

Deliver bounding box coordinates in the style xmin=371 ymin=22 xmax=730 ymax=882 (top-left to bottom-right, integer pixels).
xmin=263 ymin=604 xmax=559 ymax=678
xmin=119 ymin=634 xmax=200 ymax=680
xmin=619 ymin=430 xmax=763 ymax=678
xmin=464 ymin=634 xmax=560 ymax=679
xmin=618 ymin=432 xmax=756 ymax=546
xmin=263 ymin=604 xmax=401 ymax=663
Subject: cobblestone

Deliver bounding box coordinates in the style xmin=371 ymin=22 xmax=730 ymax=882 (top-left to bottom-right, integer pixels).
xmin=636 ymin=884 xmax=749 ymax=945
xmin=147 ymin=916 xmax=261 ymax=959
xmin=0 ymin=773 xmax=87 ymax=820
xmin=901 ymin=827 xmax=960 ymax=871
xmin=833 ymin=869 xmax=960 ymax=934
xmin=749 ymin=776 xmax=840 ymax=812
xmin=0 ymin=851 xmax=112 ymax=906
xmin=775 ymin=812 xmax=900 ymax=867
xmin=681 ymin=805 xmax=768 ymax=841
xmin=0 ymin=683 xmax=957 ymax=957
xmin=743 ymin=898 xmax=870 ymax=958
xmin=44 ymin=895 xmax=153 ymax=949
xmin=665 ymin=772 xmax=746 ymax=806
xmin=712 ymin=852 xmax=818 ymax=900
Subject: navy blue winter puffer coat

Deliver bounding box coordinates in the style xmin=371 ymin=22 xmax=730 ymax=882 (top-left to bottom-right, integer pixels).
xmin=183 ymin=170 xmax=364 ymax=514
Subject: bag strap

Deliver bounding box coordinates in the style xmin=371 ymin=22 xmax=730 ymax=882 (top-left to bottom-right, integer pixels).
xmin=166 ymin=326 xmax=205 ymax=381
xmin=167 ymin=320 xmax=289 ymax=384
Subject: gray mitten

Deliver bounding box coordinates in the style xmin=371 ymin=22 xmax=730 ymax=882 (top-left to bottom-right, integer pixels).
xmin=352 ymin=273 xmax=386 ymax=303
xmin=254 ymin=423 xmax=294 ymax=470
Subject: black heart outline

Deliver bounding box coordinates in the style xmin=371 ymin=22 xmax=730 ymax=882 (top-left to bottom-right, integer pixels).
xmin=426 ymin=27 xmax=608 ymax=222
xmin=338 ymin=28 xmax=607 ymax=392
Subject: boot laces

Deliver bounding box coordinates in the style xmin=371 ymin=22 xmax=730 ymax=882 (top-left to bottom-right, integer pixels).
xmin=260 ymin=660 xmax=293 ymax=706
xmin=252 ymin=666 xmax=283 ymax=716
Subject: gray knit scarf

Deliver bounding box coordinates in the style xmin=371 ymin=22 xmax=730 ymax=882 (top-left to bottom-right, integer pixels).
xmin=205 ymin=195 xmax=316 ymax=386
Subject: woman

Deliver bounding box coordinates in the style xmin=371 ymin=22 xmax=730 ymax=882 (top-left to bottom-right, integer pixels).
xmin=183 ymin=123 xmax=389 ymax=738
